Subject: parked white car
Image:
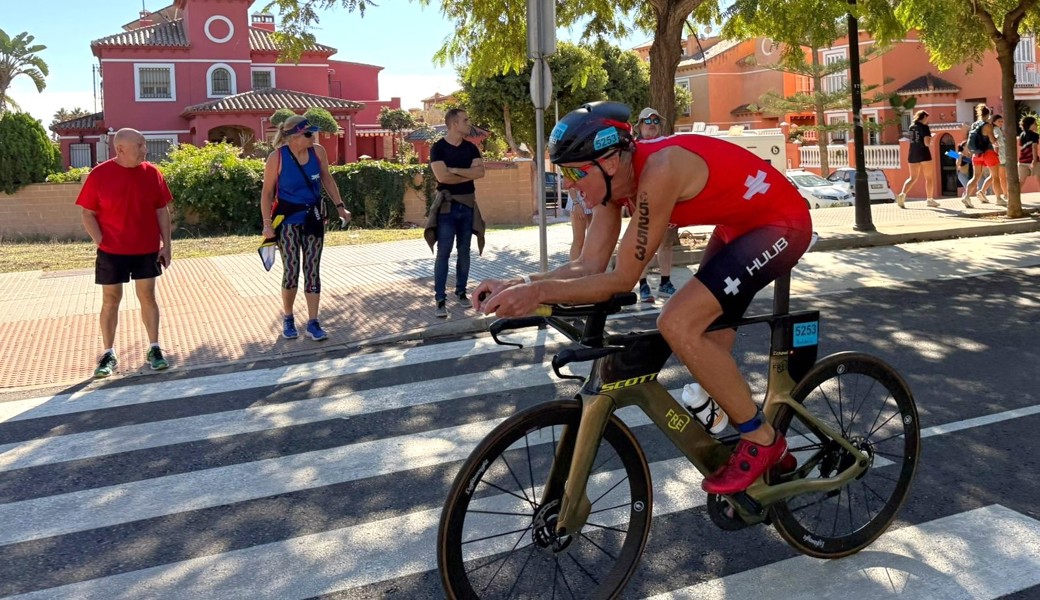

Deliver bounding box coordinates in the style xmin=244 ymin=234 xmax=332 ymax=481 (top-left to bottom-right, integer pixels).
xmin=825 ymin=167 xmax=897 ymax=204
xmin=785 ymin=170 xmax=854 ymax=209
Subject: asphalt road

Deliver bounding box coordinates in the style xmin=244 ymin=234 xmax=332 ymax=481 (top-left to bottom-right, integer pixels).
xmin=0 ymin=260 xmax=1037 ymax=599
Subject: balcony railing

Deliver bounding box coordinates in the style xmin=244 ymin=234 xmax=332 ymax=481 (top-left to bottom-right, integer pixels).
xmin=799 ymin=144 xmax=901 ymax=170
xmin=798 ymin=145 xmax=849 ymax=169
xmin=1015 ymin=63 xmax=1040 ymax=87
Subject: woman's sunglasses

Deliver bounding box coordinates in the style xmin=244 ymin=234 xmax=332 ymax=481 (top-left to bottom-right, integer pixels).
xmin=642 ymin=117 xmax=661 ymax=125
xmin=301 ymin=131 xmax=314 ymax=138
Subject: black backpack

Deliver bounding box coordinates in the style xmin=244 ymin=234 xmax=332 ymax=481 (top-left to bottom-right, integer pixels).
xmin=967 ymin=120 xmax=986 ymax=154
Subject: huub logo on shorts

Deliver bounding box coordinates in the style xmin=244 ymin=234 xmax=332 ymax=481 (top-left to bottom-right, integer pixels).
xmin=593 ymin=127 xmax=619 ymax=151
xmin=745 ymin=237 xmax=789 ymax=276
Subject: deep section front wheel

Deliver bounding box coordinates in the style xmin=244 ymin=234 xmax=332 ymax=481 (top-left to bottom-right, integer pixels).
xmin=438 ymin=400 xmax=652 ymax=600
xmin=768 ymin=352 xmax=920 ymax=558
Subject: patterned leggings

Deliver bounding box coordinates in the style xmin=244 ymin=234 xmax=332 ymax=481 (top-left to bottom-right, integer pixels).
xmin=278 ymin=224 xmax=324 ymax=293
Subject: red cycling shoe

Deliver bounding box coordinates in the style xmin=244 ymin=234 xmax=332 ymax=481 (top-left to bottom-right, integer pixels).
xmin=702 ymin=433 xmax=789 ymax=495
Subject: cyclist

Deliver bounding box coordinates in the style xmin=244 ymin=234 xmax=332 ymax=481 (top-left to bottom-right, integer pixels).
xmin=474 ymin=102 xmax=812 ymax=494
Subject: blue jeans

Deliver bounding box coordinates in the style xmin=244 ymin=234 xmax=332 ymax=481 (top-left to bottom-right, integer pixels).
xmin=434 ymin=201 xmax=474 ymax=302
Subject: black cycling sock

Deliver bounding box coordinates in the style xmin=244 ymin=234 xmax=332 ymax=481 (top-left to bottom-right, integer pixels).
xmin=661 ymin=276 xmax=671 ymax=285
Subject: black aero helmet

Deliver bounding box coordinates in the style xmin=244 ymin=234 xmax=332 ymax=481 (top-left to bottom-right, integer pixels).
xmin=549 ymin=101 xmax=633 ymax=164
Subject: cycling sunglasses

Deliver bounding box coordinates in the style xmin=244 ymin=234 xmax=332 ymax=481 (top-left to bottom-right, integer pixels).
xmin=302 ymin=131 xmax=314 ymax=138
xmin=642 ymin=117 xmax=662 ymax=125
xmin=558 ymin=150 xmax=618 ymax=182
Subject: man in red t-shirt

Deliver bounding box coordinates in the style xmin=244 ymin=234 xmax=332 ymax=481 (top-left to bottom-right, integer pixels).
xmin=76 ymin=128 xmax=173 ymax=378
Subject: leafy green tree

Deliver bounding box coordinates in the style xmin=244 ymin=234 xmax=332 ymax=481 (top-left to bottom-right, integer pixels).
xmin=673 ymin=82 xmax=692 ymax=125
xmin=378 ymin=106 xmax=418 ymax=161
xmin=0 ymin=111 xmax=60 ymax=194
xmin=303 ymin=106 xmax=339 ymax=133
xmin=261 ymin=0 xmax=711 ymax=143
xmin=597 ymin=42 xmax=651 ymax=117
xmin=0 ymin=29 xmax=49 ymax=114
xmin=463 ymin=42 xmax=608 ymax=155
xmin=270 ymin=108 xmax=296 ymax=128
xmin=723 ymin=0 xmax=889 ymax=176
xmin=881 ymin=0 xmax=1040 ymax=217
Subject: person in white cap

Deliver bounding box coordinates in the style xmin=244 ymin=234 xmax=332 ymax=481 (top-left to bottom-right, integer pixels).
xmin=635 ymin=107 xmax=677 ymax=303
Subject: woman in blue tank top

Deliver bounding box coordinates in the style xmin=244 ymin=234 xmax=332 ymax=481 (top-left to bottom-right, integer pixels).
xmin=259 ymin=116 xmax=352 ymax=341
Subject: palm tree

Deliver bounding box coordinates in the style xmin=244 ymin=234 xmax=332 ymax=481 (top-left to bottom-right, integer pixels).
xmin=0 ymin=28 xmax=49 ymax=114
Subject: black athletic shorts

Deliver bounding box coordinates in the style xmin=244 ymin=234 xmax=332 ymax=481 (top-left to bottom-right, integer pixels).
xmin=694 ymin=222 xmax=812 ymax=320
xmin=95 ymin=249 xmax=162 ymax=285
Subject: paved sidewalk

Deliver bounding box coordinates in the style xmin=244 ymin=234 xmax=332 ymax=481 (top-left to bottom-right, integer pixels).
xmin=3 ymin=195 xmax=1039 ymax=391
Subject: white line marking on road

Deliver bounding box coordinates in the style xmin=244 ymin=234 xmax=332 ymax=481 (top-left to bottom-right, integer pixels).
xmin=643 ymin=505 xmax=1040 ymax=600
xmin=0 ymin=330 xmax=559 ymax=423
xmin=3 ymin=458 xmax=706 ymax=600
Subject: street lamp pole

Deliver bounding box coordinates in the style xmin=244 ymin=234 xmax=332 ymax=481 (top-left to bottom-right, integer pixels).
xmin=848 ymin=0 xmax=876 ymax=232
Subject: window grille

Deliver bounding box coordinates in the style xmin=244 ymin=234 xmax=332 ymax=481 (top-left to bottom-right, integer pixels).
xmin=139 ymin=67 xmax=171 ymax=99
xmin=211 ymin=68 xmax=232 ymax=96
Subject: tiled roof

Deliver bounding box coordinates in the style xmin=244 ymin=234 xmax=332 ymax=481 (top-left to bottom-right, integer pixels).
xmin=92 ymin=20 xmax=188 ymax=48
xmin=731 ymin=103 xmax=761 ymax=115
xmin=678 ymin=38 xmax=742 ymax=67
xmin=248 ymin=27 xmax=336 ymax=54
xmin=51 ymin=112 xmax=104 ymax=131
xmin=182 ymin=89 xmax=364 ymax=115
xmin=91 ymin=20 xmax=336 ymax=54
xmin=896 ymin=73 xmax=960 ymax=95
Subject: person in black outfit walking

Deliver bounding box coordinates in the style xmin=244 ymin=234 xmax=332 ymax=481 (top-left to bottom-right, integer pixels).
xmin=897 ymin=110 xmax=938 ymax=208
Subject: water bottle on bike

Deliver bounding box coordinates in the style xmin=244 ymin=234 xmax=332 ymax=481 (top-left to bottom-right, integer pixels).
xmin=682 ymin=383 xmax=729 ymax=435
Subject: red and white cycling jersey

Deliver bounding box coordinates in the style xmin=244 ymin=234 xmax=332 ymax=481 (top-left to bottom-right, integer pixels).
xmin=628 ymin=135 xmax=809 ymax=242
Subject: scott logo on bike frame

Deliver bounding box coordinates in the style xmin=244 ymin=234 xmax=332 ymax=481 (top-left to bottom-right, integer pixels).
xmin=599 ymin=373 xmax=658 ymax=392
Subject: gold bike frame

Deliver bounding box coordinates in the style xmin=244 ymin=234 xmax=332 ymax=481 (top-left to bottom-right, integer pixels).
xmin=551 ymin=321 xmax=870 ymax=537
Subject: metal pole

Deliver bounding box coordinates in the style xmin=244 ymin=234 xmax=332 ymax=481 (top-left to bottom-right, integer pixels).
xmin=848 ymin=0 xmax=876 ymax=232
xmin=555 ymin=98 xmax=562 ymax=210
xmin=536 ymin=97 xmax=548 ymax=272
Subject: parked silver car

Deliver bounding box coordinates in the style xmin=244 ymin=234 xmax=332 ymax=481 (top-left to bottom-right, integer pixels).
xmin=825 ymin=167 xmax=897 ymax=204
xmin=785 ymin=170 xmax=854 ymax=209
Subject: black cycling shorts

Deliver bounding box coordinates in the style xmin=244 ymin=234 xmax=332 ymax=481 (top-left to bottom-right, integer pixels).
xmin=95 ymin=249 xmax=162 ymax=285
xmin=695 ymin=222 xmax=812 ymax=320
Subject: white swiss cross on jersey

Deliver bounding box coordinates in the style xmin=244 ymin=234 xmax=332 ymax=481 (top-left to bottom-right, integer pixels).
xmin=743 ymin=170 xmax=770 ymax=200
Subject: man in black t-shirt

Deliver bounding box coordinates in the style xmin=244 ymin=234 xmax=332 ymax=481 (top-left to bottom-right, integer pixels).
xmin=427 ymin=108 xmax=485 ymax=318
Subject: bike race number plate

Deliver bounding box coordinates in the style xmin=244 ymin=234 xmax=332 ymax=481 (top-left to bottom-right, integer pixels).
xmin=793 ymin=321 xmax=819 ymax=348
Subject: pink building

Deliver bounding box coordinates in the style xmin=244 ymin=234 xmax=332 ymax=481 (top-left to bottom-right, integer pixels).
xmin=51 ymin=0 xmax=402 ymax=168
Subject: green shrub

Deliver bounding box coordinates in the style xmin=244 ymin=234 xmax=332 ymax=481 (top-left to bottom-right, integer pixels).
xmin=0 ymin=112 xmax=61 ymax=194
xmin=45 ymin=166 xmax=91 ymax=183
xmin=329 ymin=161 xmax=433 ymax=228
xmin=160 ymin=142 xmax=265 ymax=233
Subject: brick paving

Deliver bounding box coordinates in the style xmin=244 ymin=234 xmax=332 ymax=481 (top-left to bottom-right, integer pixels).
xmin=2 ymin=196 xmax=1037 ymax=391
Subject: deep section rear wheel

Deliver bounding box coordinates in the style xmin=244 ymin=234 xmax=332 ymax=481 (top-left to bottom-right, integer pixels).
xmin=768 ymin=352 xmax=920 ymax=558
xmin=438 ymin=400 xmax=652 ymax=599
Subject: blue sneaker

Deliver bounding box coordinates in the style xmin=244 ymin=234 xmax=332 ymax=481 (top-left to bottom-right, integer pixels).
xmin=282 ymin=316 xmax=299 ymax=339
xmin=306 ymin=319 xmax=328 ymax=341
xmin=639 ymin=281 xmax=655 ymax=303
xmin=658 ymin=281 xmax=677 ymax=297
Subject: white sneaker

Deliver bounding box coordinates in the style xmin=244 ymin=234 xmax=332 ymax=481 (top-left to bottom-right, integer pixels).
xmin=996 ymin=196 xmax=1008 ymax=207
xmin=977 ymin=191 xmax=990 ymax=204
xmin=896 ymin=193 xmax=906 ymax=209
xmin=961 ymin=196 xmax=975 ymax=209
xmin=926 ymin=199 xmax=940 ymax=208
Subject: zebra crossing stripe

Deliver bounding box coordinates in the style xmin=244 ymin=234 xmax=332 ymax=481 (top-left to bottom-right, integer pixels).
xmin=1 ymin=458 xmax=705 ymax=600
xmin=0 ymin=329 xmax=559 ymax=424
xmin=643 ymin=504 xmax=1040 ymax=600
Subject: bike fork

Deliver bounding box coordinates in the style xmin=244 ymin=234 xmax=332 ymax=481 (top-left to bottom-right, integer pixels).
xmin=545 ymin=393 xmax=615 ymax=537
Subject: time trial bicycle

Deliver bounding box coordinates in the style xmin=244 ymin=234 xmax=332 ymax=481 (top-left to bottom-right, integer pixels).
xmin=437 ymin=272 xmax=920 ymax=599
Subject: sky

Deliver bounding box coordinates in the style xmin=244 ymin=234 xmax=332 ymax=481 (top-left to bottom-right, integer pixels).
xmin=2 ymin=0 xmax=650 ymax=126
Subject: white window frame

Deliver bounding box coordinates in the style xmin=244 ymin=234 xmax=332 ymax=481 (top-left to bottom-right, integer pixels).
xmin=826 ymin=113 xmax=849 ymax=144
xmin=821 ymin=49 xmax=848 ymax=94
xmin=143 ymin=134 xmax=178 ymax=162
xmin=251 ymin=66 xmax=276 ymax=91
xmin=134 ymin=63 xmax=176 ymax=102
xmin=206 ymin=63 xmax=237 ymax=98
xmin=861 ymin=108 xmax=880 ymax=145
xmin=675 ymin=78 xmax=691 ymax=116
